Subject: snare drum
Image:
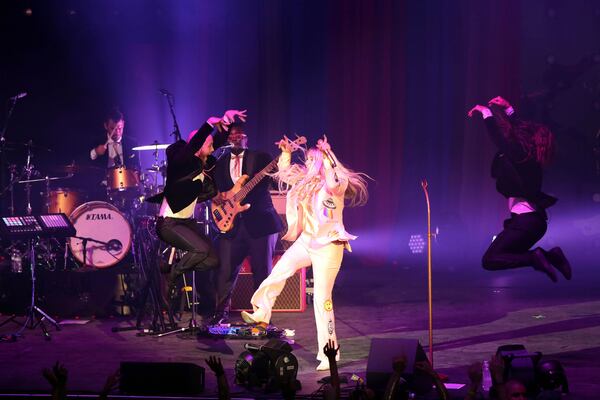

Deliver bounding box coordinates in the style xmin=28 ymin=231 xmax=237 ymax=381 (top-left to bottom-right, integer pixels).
xmin=68 ymin=201 xmax=132 ymax=269
xmin=107 ymin=166 xmax=139 ymax=192
xmin=48 ymin=188 xmax=83 ymax=216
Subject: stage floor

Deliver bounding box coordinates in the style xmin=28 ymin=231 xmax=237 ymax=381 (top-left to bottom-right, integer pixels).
xmin=1 ymin=258 xmax=599 ymax=399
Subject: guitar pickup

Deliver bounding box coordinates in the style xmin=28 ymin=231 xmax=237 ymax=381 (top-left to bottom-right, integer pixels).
xmin=213 ymin=210 xmax=223 ymax=221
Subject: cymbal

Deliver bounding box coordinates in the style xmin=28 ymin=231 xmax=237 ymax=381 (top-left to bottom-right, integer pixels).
xmin=132 ymin=143 xmax=169 ymax=151
xmin=53 ymin=164 xmax=103 ymax=174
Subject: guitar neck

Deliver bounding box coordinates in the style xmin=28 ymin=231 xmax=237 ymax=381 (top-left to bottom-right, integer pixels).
xmin=233 ymin=157 xmax=279 ymax=202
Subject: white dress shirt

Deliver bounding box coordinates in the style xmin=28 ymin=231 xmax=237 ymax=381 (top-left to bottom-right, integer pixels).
xmin=230 ymin=150 xmax=245 ymax=183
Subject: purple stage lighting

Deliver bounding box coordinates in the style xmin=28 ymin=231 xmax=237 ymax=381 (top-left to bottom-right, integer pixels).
xmin=408 ymin=234 xmax=425 ymax=254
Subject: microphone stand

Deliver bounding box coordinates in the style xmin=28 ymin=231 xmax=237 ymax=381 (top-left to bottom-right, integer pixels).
xmin=162 ymin=91 xmax=181 ymax=142
xmin=72 ymin=236 xmax=114 ymax=267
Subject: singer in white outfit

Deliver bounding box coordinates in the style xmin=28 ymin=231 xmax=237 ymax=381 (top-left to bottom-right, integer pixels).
xmin=241 ymin=135 xmax=369 ymax=371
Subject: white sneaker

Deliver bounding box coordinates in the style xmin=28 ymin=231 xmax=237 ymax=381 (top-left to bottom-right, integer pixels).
xmin=316 ymin=360 xmax=330 ymax=371
xmin=241 ymin=311 xmax=256 ymax=324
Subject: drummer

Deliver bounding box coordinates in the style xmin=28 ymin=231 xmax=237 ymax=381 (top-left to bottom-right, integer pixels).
xmin=90 ymin=108 xmax=139 ymax=169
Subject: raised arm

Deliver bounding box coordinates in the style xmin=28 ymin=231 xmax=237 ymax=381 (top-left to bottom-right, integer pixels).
xmin=468 ymin=100 xmax=526 ymax=161
xmin=317 ymin=136 xmax=347 ymax=195
xmin=275 ymin=136 xmax=294 ymax=185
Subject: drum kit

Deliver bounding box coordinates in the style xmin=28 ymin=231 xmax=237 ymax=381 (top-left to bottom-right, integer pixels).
xmin=0 ymin=140 xmax=184 ymax=272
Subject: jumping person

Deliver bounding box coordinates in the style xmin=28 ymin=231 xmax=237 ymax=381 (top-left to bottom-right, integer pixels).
xmin=241 ymin=135 xmax=369 ymax=371
xmin=152 ymin=109 xmax=247 ymax=305
xmin=468 ymin=96 xmax=571 ymax=282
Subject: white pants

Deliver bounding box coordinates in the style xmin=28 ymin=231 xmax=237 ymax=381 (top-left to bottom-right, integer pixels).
xmin=249 ymin=233 xmax=344 ymax=362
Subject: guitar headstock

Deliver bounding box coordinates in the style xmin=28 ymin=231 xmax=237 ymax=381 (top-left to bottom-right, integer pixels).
xmin=277 ymin=135 xmax=307 ymax=153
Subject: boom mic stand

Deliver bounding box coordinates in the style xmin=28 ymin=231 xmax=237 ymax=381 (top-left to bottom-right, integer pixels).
xmin=160 ymin=89 xmax=182 ymax=142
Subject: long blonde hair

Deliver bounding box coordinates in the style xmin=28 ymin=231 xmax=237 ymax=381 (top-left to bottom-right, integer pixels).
xmin=273 ymin=147 xmax=370 ymax=207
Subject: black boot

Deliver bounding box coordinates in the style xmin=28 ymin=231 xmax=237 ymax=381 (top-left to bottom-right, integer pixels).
xmin=544 ymin=247 xmax=572 ymax=280
xmin=532 ymin=248 xmax=558 ymax=282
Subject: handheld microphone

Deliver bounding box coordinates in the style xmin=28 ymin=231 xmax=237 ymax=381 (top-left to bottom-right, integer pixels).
xmin=323 ymin=149 xmax=337 ymax=168
xmin=159 ymin=89 xmax=172 ymax=96
xmin=9 ymin=92 xmax=27 ymax=101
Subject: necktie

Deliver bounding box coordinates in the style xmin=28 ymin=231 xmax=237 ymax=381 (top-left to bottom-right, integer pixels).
xmin=113 ymin=142 xmax=122 ymax=167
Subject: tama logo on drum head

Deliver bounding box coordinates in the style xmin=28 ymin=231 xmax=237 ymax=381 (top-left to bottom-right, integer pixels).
xmin=86 ymin=213 xmax=113 ymax=220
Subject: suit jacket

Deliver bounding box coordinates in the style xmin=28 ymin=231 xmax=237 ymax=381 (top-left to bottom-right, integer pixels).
xmin=148 ymin=122 xmax=226 ymax=213
xmin=214 ymin=148 xmax=283 ymax=238
xmin=484 ymin=113 xmax=557 ymax=210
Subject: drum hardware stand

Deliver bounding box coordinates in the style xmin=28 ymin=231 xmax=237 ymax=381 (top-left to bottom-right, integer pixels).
xmin=113 ymin=220 xmax=176 ymax=334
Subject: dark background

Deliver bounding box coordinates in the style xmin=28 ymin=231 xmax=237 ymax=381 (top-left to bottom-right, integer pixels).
xmin=1 ymin=0 xmax=599 ymax=266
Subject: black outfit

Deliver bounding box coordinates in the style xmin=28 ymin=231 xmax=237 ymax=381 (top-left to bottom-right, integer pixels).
xmin=151 ymin=123 xmax=225 ymax=287
xmin=480 ymin=112 xmax=569 ymax=280
xmin=212 ymin=148 xmax=283 ymax=316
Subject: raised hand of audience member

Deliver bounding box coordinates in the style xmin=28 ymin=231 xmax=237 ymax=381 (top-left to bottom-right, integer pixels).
xmin=415 ymin=359 xmax=449 ymax=400
xmin=465 ymin=362 xmax=482 ymax=400
xmin=205 ymin=355 xmax=225 ymax=376
xmin=99 ymin=368 xmax=120 ymax=399
xmin=324 ymin=339 xmax=340 ymax=399
xmin=205 ymin=356 xmax=230 ymax=400
xmin=42 ymin=362 xmax=68 ymax=400
xmin=324 ymin=338 xmax=340 ymax=361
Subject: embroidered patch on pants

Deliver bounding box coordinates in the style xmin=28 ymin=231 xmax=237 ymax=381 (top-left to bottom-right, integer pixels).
xmin=324 ymin=299 xmax=333 ymax=312
xmin=328 ymin=319 xmax=334 ymax=335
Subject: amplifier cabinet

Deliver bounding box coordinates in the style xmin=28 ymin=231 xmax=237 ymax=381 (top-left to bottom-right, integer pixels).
xmin=230 ymin=254 xmax=306 ymax=312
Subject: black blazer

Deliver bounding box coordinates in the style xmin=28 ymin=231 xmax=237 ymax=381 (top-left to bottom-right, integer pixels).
xmin=214 ymin=148 xmax=283 ymax=238
xmin=484 ymin=113 xmax=557 ymax=210
xmin=148 ymin=122 xmax=225 ymax=213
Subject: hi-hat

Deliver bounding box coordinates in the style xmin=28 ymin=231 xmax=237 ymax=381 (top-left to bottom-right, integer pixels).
xmin=132 ymin=143 xmax=169 ymax=151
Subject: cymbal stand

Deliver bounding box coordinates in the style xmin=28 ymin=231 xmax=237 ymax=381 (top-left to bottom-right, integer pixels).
xmin=1 ymin=95 xmax=21 ymax=214
xmin=7 ymin=164 xmax=18 ymax=215
xmin=23 ymin=140 xmax=35 ymax=215
xmin=113 ymin=220 xmax=176 ymax=333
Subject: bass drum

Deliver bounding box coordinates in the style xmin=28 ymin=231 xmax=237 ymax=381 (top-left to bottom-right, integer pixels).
xmin=68 ymin=201 xmax=132 ymax=269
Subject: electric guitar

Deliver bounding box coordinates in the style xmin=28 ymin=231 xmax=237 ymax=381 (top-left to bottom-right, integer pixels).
xmin=210 ymin=136 xmax=306 ymax=233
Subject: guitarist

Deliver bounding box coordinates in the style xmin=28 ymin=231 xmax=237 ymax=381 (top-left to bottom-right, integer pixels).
xmin=211 ymin=122 xmax=283 ymax=324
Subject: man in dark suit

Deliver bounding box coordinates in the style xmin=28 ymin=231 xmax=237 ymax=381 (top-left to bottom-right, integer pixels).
xmin=152 ymin=110 xmax=247 ymax=308
xmin=211 ymin=122 xmax=283 ymax=323
xmin=89 ymin=108 xmax=139 ymax=169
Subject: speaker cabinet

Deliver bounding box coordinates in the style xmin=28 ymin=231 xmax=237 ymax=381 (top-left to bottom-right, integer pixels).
xmin=231 ymin=254 xmax=306 ymax=312
xmin=366 ymin=338 xmax=433 ymax=396
xmin=120 ymin=361 xmax=205 ymax=396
